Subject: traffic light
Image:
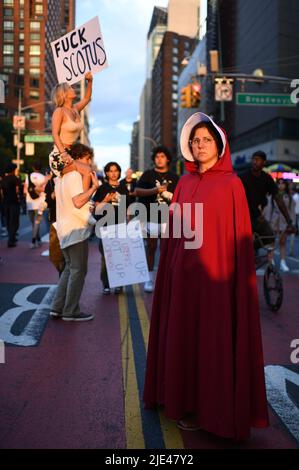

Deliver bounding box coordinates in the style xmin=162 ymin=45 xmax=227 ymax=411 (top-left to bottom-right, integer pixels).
xmin=180 ymin=84 xmax=192 ymax=108
xmin=191 ymin=82 xmax=201 ymax=107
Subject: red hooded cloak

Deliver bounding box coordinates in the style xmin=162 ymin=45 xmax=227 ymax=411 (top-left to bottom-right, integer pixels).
xmin=143 ymin=114 xmax=269 ymax=440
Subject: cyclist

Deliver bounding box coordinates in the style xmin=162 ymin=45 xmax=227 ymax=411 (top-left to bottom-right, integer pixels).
xmin=239 ymin=151 xmax=294 ymax=256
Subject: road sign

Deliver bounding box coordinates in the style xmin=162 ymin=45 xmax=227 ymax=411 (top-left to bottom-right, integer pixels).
xmin=215 ymin=82 xmax=233 ymax=101
xmin=25 ymin=143 xmax=35 ymax=156
xmin=24 ymin=135 xmax=53 ymax=143
xmin=12 ymin=159 xmax=24 ymax=165
xmin=236 ymin=93 xmax=296 ymax=107
xmin=13 ymin=115 xmax=25 ymax=130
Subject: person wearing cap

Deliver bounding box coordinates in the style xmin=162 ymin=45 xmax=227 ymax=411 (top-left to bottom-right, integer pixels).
xmin=134 ymin=146 xmax=179 ymax=292
xmin=143 ymin=112 xmax=269 ymax=440
xmin=1 ymin=163 xmax=21 ymax=248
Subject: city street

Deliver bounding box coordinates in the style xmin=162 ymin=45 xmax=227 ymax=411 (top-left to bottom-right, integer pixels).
xmin=0 ymin=214 xmax=298 ymax=450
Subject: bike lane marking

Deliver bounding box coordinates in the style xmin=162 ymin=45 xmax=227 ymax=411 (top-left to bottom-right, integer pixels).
xmin=0 ymin=284 xmax=56 ymax=346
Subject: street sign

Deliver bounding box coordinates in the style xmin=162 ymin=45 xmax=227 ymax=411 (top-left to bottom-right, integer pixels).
xmin=236 ymin=93 xmax=296 ymax=107
xmin=24 ymin=135 xmax=53 ymax=143
xmin=13 ymin=115 xmax=25 ymax=130
xmin=25 ymin=143 xmax=35 ymax=156
xmin=12 ymin=159 xmax=24 ymax=165
xmin=215 ymin=82 xmax=233 ymax=101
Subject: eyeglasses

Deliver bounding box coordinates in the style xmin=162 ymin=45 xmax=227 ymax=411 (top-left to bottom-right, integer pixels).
xmin=189 ymin=137 xmax=214 ymax=146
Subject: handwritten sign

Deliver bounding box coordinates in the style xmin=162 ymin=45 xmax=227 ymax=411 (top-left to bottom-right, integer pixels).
xmin=100 ymin=221 xmax=150 ymax=288
xmin=51 ymin=16 xmax=108 ymax=85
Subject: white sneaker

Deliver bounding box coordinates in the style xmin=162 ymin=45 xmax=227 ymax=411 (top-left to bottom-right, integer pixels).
xmin=144 ymin=280 xmax=154 ymax=293
xmin=280 ymin=259 xmax=290 ymax=272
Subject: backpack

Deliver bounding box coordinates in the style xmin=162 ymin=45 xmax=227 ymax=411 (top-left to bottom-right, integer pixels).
xmin=28 ymin=173 xmax=39 ymax=200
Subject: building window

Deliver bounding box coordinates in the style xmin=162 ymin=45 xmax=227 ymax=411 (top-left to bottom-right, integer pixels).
xmin=4 ymin=8 xmax=13 ymax=17
xmin=30 ymin=68 xmax=40 ymax=76
xmin=19 ymin=0 xmax=24 ymax=4
xmin=4 ymin=0 xmax=14 ymax=5
xmin=3 ymin=21 xmax=14 ymax=30
xmin=19 ymin=44 xmax=25 ymax=52
xmin=30 ymin=90 xmax=40 ymax=100
xmin=173 ymin=37 xmax=179 ymax=45
xmin=172 ymin=47 xmax=179 ymax=55
xmin=30 ymin=56 xmax=40 ymax=65
xmin=19 ymin=56 xmax=24 ymax=64
xmin=172 ymin=93 xmax=178 ymax=101
xmin=30 ymin=21 xmax=41 ymax=30
xmin=20 ymin=9 xmax=24 ymax=18
xmin=19 ymin=68 xmax=24 ymax=75
xmin=15 ymin=75 xmax=24 ymax=86
xmin=19 ymin=32 xmax=25 ymax=40
xmin=35 ymin=4 xmax=43 ymax=14
xmin=4 ymin=32 xmax=14 ymax=41
xmin=19 ymin=21 xmax=24 ymax=29
xmin=30 ymin=78 xmax=39 ymax=88
xmin=28 ymin=112 xmax=40 ymax=122
xmin=172 ymin=65 xmax=178 ymax=73
xmin=3 ymin=44 xmax=14 ymax=54
xmin=30 ymin=45 xmax=41 ymax=56
xmin=184 ymin=41 xmax=190 ymax=49
xmin=172 ymin=74 xmax=178 ymax=82
xmin=172 ymin=56 xmax=178 ymax=64
xmin=3 ymin=56 xmax=13 ymax=66
xmin=30 ymin=33 xmax=40 ymax=42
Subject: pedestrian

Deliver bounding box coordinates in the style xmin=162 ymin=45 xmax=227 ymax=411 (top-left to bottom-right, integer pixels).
xmin=239 ymin=151 xmax=295 ymax=262
xmin=44 ymin=172 xmax=65 ymax=276
xmin=50 ymin=144 xmax=99 ymax=321
xmin=23 ymin=162 xmax=47 ymax=248
xmin=119 ymin=167 xmax=137 ymax=206
xmin=93 ymin=162 xmax=129 ymax=295
xmin=50 ymin=72 xmax=93 ymax=191
xmin=267 ymin=179 xmax=296 ymax=271
xmin=135 ymin=146 xmax=179 ymax=292
xmin=1 ymin=163 xmax=20 ymax=248
xmin=143 ymin=112 xmax=269 ymax=440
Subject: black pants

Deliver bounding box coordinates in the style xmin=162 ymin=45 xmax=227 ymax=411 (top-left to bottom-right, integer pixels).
xmin=98 ymin=239 xmax=109 ymax=288
xmin=4 ymin=204 xmax=20 ymax=244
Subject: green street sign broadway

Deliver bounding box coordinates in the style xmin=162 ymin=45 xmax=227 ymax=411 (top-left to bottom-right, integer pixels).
xmin=236 ymin=93 xmax=296 ymax=107
xmin=24 ymin=135 xmax=53 ymax=143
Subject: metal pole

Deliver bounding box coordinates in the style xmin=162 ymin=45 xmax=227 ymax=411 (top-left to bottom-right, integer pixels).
xmin=16 ymin=90 xmax=22 ymax=171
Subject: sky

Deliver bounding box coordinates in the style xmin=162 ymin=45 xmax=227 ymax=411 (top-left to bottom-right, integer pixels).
xmin=76 ymin=0 xmax=169 ymax=174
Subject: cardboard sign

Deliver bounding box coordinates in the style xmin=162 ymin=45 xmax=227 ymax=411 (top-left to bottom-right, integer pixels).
xmin=51 ymin=16 xmax=108 ymax=85
xmin=100 ymin=221 xmax=150 ymax=288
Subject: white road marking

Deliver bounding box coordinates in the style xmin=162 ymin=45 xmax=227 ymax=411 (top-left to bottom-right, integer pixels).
xmin=0 ymin=284 xmax=56 ymax=346
xmin=265 ymin=365 xmax=299 ymax=442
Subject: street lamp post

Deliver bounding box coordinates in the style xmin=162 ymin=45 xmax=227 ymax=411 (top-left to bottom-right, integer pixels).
xmin=13 ymin=97 xmax=52 ymax=170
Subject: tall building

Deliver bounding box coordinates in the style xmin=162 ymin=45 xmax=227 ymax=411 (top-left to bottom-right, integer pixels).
xmin=138 ymin=7 xmax=167 ymax=171
xmin=217 ymin=0 xmax=299 ymax=164
xmin=0 ymin=0 xmax=75 ymax=134
xmin=151 ymin=31 xmax=197 ymax=166
xmin=130 ymin=120 xmax=140 ymax=170
xmin=167 ymin=0 xmax=199 ymax=37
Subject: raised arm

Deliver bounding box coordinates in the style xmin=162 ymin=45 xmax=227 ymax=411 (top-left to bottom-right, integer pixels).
xmin=75 ymin=72 xmax=93 ymax=112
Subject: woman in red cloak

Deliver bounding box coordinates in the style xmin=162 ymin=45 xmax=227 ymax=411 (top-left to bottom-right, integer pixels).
xmin=143 ymin=112 xmax=269 ymax=440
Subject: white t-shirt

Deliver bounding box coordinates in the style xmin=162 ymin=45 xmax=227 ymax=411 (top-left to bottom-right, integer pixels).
xmin=54 ymin=171 xmax=91 ymax=249
xmin=25 ymin=172 xmax=46 ymax=211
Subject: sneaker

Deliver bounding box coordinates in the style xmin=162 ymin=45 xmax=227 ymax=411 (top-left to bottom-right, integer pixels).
xmin=144 ymin=280 xmax=154 ymax=293
xmin=102 ymin=287 xmax=111 ymax=295
xmin=50 ymin=310 xmax=62 ymax=318
xmin=114 ymin=287 xmax=123 ymax=294
xmin=280 ymin=259 xmax=290 ymax=272
xmin=61 ymin=312 xmax=94 ymax=321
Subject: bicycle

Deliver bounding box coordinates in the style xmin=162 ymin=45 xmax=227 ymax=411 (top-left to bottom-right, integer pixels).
xmin=253 ymin=232 xmax=283 ymax=312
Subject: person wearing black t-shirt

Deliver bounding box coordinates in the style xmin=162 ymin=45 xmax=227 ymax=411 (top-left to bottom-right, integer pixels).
xmin=239 ymin=150 xmax=294 ymax=249
xmin=1 ymin=163 xmax=21 ymax=248
xmin=135 ymin=145 xmax=179 ymax=293
xmin=119 ymin=167 xmax=137 ymax=207
xmin=93 ymin=162 xmax=129 ymax=294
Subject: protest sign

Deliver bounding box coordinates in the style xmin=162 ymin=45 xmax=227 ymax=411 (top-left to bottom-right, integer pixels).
xmin=51 ymin=16 xmax=108 ymax=85
xmin=99 ymin=221 xmax=150 ymax=288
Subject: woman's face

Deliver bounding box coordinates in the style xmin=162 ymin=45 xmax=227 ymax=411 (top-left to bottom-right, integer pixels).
xmin=278 ymin=180 xmax=286 ymax=191
xmin=106 ymin=165 xmax=120 ymax=182
xmin=66 ymin=86 xmax=76 ymax=100
xmin=190 ymin=127 xmax=219 ymax=168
